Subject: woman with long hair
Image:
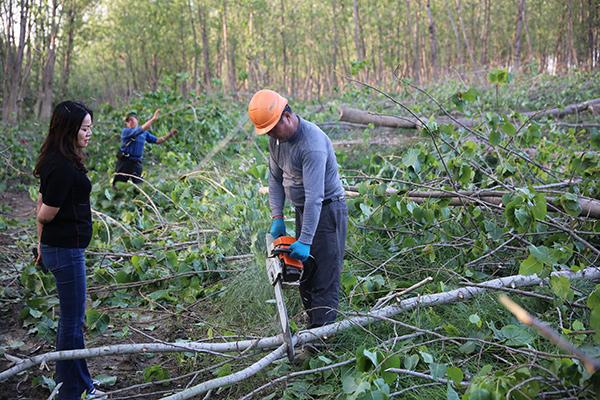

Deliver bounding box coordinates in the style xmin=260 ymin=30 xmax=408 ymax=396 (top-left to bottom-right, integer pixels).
xmin=34 ymin=101 xmax=105 ymax=399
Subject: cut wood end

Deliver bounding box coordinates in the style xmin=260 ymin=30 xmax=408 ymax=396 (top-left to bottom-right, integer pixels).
xmin=498 ymin=294 xmax=533 ymax=325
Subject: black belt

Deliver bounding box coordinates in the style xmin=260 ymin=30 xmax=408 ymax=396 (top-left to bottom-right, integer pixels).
xmin=322 ymin=196 xmax=345 ymax=206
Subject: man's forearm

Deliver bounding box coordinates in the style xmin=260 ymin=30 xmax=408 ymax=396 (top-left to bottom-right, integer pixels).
xmin=156 ymin=131 xmax=174 ymax=144
xmin=140 ymin=117 xmax=156 ymax=131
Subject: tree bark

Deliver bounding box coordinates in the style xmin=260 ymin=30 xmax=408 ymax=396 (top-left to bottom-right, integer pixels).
xmin=279 ymin=0 xmax=288 ymax=92
xmin=221 ymin=1 xmax=237 ymax=97
xmin=339 ymin=98 xmax=600 ymax=130
xmin=426 ymin=0 xmax=438 ymax=79
xmin=60 ymin=0 xmax=77 ymax=98
xmin=412 ymin=0 xmax=421 ymax=83
xmin=566 ymin=0 xmax=578 ymax=68
xmin=455 ymin=0 xmax=475 ymax=67
xmin=330 ymin=0 xmax=340 ymax=88
xmin=513 ymin=0 xmax=525 ymax=70
xmin=37 ymin=0 xmax=60 ymax=119
xmin=446 ymin=3 xmax=463 ymax=69
xmin=352 ymin=0 xmax=366 ymax=61
xmin=199 ymin=4 xmax=211 ymax=88
xmin=587 ymin=0 xmax=595 ymax=69
xmin=2 ymin=0 xmax=31 ymax=123
xmin=344 ymin=187 xmax=600 ymax=219
xmin=480 ymin=0 xmax=490 ymax=66
xmin=187 ymin=0 xmax=200 ymax=94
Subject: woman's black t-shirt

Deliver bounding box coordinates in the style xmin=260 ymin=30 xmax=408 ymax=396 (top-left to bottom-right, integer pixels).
xmin=39 ymin=151 xmax=92 ymax=248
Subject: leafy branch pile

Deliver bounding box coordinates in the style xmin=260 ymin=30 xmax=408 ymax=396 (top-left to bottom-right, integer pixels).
xmin=0 ymin=72 xmax=599 ymax=399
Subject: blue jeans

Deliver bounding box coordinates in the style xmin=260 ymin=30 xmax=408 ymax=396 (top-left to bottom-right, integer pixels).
xmin=41 ymin=244 xmax=94 ymax=400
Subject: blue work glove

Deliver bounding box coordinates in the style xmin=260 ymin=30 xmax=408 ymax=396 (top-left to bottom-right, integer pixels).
xmin=270 ymin=218 xmax=287 ymax=238
xmin=289 ymin=241 xmax=311 ymax=262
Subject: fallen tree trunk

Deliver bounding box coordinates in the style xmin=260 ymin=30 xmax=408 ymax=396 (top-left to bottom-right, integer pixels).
xmin=340 ymin=98 xmax=600 ymax=129
xmin=338 ymin=106 xmax=422 ymax=129
xmin=2 ymin=267 xmax=599 ymax=383
xmin=522 ymin=98 xmax=600 ymax=119
xmin=344 ymin=186 xmax=600 ymax=219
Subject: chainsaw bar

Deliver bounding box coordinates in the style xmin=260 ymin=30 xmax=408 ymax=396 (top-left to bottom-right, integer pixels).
xmin=266 ymin=234 xmax=295 ymax=361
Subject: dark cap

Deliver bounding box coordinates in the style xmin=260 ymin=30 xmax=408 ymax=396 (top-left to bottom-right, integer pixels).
xmin=124 ymin=111 xmax=138 ymax=122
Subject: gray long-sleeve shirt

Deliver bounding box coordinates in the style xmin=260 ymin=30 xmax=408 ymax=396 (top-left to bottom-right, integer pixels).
xmin=268 ymin=116 xmax=345 ymax=245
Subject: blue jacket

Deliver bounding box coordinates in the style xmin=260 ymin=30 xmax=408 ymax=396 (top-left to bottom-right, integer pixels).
xmin=120 ymin=127 xmax=157 ymax=160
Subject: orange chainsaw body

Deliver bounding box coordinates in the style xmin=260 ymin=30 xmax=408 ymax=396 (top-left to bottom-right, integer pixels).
xmin=272 ymin=236 xmax=303 ymax=282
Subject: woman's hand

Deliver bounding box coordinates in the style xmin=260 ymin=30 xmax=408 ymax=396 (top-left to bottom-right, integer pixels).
xmin=35 ymin=242 xmax=42 ymax=265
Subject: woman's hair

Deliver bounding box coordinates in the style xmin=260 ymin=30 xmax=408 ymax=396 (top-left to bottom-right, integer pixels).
xmin=34 ymin=101 xmax=93 ymax=175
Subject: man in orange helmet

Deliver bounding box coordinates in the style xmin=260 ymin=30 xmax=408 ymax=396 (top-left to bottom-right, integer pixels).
xmin=248 ymin=89 xmax=348 ymax=329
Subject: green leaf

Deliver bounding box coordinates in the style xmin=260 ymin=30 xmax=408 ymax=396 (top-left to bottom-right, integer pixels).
xmin=430 ymin=363 xmax=447 ymax=379
xmin=550 ymin=276 xmax=573 ymax=301
xmin=402 ymin=148 xmax=421 ymax=172
xmin=131 ymin=236 xmax=145 ymax=250
xmin=458 ymin=341 xmax=477 ymax=354
xmin=499 ymin=324 xmax=534 ymax=346
xmin=85 ymin=309 xmax=110 ymax=333
xmin=381 ymin=354 xmax=401 ymax=384
xmin=447 ymin=366 xmax=464 ymax=386
xmin=501 ymin=121 xmax=516 ymax=136
xmin=531 ymin=193 xmax=547 ymax=220
xmin=514 ymin=207 xmax=531 ymax=227
xmin=94 ymin=374 xmax=117 ymax=386
xmin=519 ymin=254 xmax=543 ymax=275
xmin=462 ymin=88 xmax=479 ymax=102
xmin=590 ymin=308 xmax=600 ymax=343
xmin=342 ymin=374 xmax=358 ymax=394
xmin=131 ymin=255 xmax=141 ymax=269
xmin=592 ymin=129 xmax=600 ymax=149
xmin=143 ymin=364 xmax=170 ymax=382
xmin=419 ymin=351 xmax=434 ymax=364
xmin=165 ymin=251 xmax=178 ymax=268
xmin=489 ymin=130 xmax=501 ymax=145
xmin=587 ymin=286 xmax=600 ymax=309
xmin=559 ymin=193 xmax=582 ymax=217
xmin=403 ymin=354 xmax=419 ymax=370
xmin=529 ymin=245 xmax=557 ymax=266
xmin=215 ymin=364 xmax=232 ymax=377
xmin=356 ymin=346 xmax=372 ymax=372
xmin=469 ymin=314 xmax=482 ymax=328
xmin=447 ymin=383 xmax=460 ymax=400
xmin=362 ymin=348 xmax=379 ymax=367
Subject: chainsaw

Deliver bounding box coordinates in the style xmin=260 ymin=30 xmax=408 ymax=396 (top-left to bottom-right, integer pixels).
xmin=265 ymin=234 xmax=305 ymax=361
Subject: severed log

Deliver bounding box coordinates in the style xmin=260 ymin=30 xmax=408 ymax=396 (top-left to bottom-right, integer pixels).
xmin=258 ymin=186 xmax=600 ymax=219
xmin=2 ymin=266 xmax=600 ymax=383
xmin=339 ymin=106 xmax=421 ymax=129
xmin=522 ymin=98 xmax=600 ymax=119
xmin=343 ymin=186 xmax=600 ymax=219
xmin=340 ymin=98 xmax=600 ymax=129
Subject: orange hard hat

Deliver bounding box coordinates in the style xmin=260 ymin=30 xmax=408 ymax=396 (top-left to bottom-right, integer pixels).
xmin=248 ymin=89 xmax=288 ymax=135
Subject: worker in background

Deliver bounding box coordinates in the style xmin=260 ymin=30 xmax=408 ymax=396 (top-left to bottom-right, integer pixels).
xmin=248 ymin=89 xmax=348 ymax=329
xmin=113 ymin=109 xmax=177 ymax=185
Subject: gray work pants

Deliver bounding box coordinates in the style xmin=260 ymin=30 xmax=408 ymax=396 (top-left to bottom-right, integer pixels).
xmin=295 ymin=198 xmax=348 ymax=327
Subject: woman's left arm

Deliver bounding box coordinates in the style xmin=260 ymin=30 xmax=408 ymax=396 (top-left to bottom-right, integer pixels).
xmin=36 ymin=194 xmax=59 ymax=265
xmin=37 ymin=197 xmax=60 ymax=225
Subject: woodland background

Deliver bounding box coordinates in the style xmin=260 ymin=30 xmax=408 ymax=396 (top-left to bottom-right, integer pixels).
xmin=1 ymin=1 xmax=600 ymax=399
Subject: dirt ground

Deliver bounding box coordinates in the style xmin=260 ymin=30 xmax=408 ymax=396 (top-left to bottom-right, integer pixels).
xmin=0 ymin=190 xmax=155 ymax=399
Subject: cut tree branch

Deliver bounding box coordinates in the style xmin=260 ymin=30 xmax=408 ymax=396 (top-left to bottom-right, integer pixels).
xmin=2 ymin=267 xmax=599 ymax=383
